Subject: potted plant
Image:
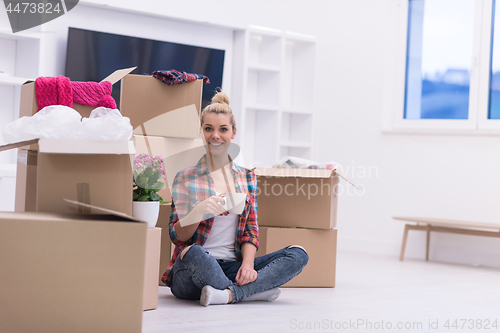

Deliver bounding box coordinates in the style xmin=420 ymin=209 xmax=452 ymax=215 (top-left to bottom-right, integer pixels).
xmin=132 ymin=153 xmax=166 ymax=228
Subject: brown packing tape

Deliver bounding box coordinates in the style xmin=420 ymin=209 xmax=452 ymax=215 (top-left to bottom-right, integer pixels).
xmin=27 ymin=151 xmax=37 ymax=166
xmin=15 ymin=150 xmax=38 ymax=212
xmin=76 ymin=183 xmax=91 ymax=214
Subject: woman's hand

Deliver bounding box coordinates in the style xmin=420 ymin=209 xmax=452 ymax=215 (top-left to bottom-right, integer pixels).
xmin=236 ymin=262 xmax=257 ymax=286
xmin=193 ymin=195 xmax=227 ymax=216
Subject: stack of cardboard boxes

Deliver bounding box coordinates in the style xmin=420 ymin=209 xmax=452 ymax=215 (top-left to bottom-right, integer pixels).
xmin=0 ymin=69 xmax=206 ymax=332
xmin=130 ymin=74 xmax=207 ymax=285
xmin=254 ymin=167 xmax=340 ymax=287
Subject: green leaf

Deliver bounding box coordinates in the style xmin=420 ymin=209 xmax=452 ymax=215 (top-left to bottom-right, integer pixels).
xmin=148 ymin=173 xmax=161 ymax=187
xmin=150 ymin=192 xmax=161 ymax=201
xmin=137 ymin=195 xmax=150 ymax=201
xmin=137 ymin=175 xmax=148 ymax=188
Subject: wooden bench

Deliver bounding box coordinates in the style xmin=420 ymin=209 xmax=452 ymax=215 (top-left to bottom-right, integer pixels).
xmin=394 ymin=217 xmax=500 ymax=261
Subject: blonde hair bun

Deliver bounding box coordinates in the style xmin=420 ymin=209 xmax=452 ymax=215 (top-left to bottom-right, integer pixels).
xmin=200 ymin=90 xmax=237 ymax=130
xmin=211 ymin=91 xmax=230 ymax=106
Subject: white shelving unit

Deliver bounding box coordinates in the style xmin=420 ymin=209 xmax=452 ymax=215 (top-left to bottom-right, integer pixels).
xmin=0 ymin=30 xmax=41 ymax=167
xmin=233 ymin=26 xmax=316 ymax=168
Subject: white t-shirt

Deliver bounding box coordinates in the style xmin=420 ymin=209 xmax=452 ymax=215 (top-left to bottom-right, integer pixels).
xmin=203 ymin=213 xmax=239 ymax=261
xmin=203 ymin=190 xmax=239 ymax=260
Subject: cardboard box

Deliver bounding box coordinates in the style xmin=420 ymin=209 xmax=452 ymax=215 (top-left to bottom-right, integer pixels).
xmin=254 ymin=168 xmax=340 ymax=229
xmin=134 ymin=135 xmax=205 ymax=202
xmin=156 ymin=204 xmax=173 ymax=285
xmin=17 ymin=68 xmax=202 ymax=152
xmin=0 ymin=210 xmax=147 ymax=333
xmin=2 ymin=139 xmax=135 ymax=215
xmin=256 ymin=227 xmax=337 ymax=287
xmin=18 ymin=68 xmax=136 ymax=151
xmin=143 ymin=227 xmax=161 ymax=310
xmin=121 ymin=75 xmax=203 ymax=139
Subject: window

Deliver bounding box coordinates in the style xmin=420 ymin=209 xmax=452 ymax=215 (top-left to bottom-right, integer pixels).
xmin=490 ymin=0 xmax=500 ymax=119
xmin=390 ymin=0 xmax=500 ymax=131
xmin=405 ymin=0 xmax=475 ymax=120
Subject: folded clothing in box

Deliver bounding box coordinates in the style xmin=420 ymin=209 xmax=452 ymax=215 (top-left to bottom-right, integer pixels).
xmin=35 ymin=74 xmax=117 ymax=111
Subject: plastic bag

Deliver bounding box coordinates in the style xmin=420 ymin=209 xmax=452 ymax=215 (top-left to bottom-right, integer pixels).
xmin=2 ymin=105 xmax=133 ymax=143
xmin=79 ymin=107 xmax=133 ymax=141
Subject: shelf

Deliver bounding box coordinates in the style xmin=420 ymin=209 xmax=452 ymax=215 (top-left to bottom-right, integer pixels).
xmin=0 ymin=76 xmax=31 ymax=86
xmin=247 ymin=28 xmax=282 ymax=67
xmin=247 ymin=63 xmax=281 ymax=73
xmin=281 ymin=107 xmax=313 ymax=115
xmin=248 ymin=25 xmax=282 ymax=37
xmin=281 ymin=112 xmax=313 ymax=143
xmin=0 ymin=32 xmax=40 ymax=79
xmin=279 ymin=146 xmax=311 ymax=160
xmin=280 ymin=141 xmax=312 ymax=148
xmin=0 ymin=30 xmax=42 ymax=41
xmin=246 ymin=68 xmax=280 ymax=106
xmin=244 ymin=108 xmax=279 ymax=168
xmin=281 ymin=37 xmax=316 ymax=110
xmin=284 ymin=31 xmax=316 ymax=43
xmin=246 ymin=104 xmax=279 ymax=112
xmin=234 ymin=26 xmax=316 ymax=168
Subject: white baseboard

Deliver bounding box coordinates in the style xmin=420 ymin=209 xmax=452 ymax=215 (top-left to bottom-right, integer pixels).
xmin=338 ymin=234 xmax=500 ymax=269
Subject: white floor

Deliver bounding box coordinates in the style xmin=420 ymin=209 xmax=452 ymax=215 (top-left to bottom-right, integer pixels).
xmin=142 ymin=251 xmax=500 ymax=333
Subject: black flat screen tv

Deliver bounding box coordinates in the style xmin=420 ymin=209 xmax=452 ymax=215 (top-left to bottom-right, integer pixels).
xmin=65 ymin=27 xmax=225 ymax=109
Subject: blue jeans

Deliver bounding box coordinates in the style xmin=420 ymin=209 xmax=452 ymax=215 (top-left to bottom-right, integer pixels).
xmin=170 ymin=244 xmax=309 ymax=303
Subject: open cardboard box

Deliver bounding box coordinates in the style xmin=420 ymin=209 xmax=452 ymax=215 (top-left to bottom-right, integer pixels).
xmin=256 ymin=227 xmax=337 ymax=287
xmin=254 ymin=167 xmax=361 ymax=230
xmin=121 ymin=75 xmax=203 ymax=139
xmin=0 ymin=138 xmax=135 ymax=215
xmin=18 ymin=67 xmax=137 ymax=151
xmin=0 ymin=206 xmax=148 ymax=333
xmin=254 ymin=168 xmax=340 ymax=229
xmin=17 ymin=68 xmax=203 ymax=151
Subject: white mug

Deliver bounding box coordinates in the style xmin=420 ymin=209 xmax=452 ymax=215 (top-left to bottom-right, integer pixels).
xmin=220 ymin=192 xmax=247 ymax=215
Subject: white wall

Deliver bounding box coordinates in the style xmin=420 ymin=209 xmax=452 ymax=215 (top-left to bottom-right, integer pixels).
xmin=2 ymin=0 xmax=500 ymax=267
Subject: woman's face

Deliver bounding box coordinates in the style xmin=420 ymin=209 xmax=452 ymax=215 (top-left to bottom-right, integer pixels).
xmin=202 ymin=113 xmax=236 ymax=156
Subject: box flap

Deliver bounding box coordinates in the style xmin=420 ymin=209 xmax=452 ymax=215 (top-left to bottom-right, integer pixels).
xmin=38 ymin=139 xmax=135 ymax=154
xmin=0 ymin=139 xmax=39 ymax=152
xmin=254 ymin=167 xmax=363 ymax=189
xmin=63 ymin=199 xmax=144 ymax=223
xmin=333 ymin=168 xmax=364 ymax=190
xmin=254 ymin=167 xmax=335 ymax=178
xmin=100 ymin=67 xmax=137 ymax=84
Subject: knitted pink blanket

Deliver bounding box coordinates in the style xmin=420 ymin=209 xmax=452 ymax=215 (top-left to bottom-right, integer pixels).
xmin=35 ymin=75 xmax=116 ymax=111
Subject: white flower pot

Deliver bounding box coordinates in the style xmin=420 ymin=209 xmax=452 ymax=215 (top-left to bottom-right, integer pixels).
xmin=132 ymin=201 xmax=160 ymax=228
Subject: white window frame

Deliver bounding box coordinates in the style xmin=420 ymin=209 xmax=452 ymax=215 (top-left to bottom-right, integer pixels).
xmin=385 ymin=0 xmax=500 ymax=133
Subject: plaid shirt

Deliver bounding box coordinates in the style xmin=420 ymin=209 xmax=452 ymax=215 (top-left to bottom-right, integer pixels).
xmin=151 ymin=70 xmax=210 ymax=86
xmin=161 ymin=155 xmax=259 ymax=287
